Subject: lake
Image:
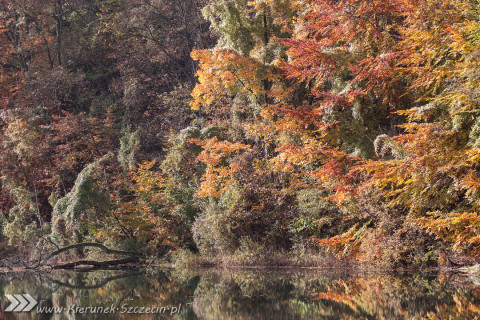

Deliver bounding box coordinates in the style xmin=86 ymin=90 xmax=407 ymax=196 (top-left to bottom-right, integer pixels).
xmin=0 ymin=268 xmax=479 ymax=319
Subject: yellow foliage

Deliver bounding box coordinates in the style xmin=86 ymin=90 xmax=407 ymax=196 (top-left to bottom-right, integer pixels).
xmin=109 ymin=161 xmax=182 ymax=250
xmin=191 ymin=49 xmax=270 ymax=110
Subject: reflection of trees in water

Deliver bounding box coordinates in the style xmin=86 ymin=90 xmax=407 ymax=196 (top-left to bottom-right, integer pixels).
xmin=0 ymin=270 xmax=196 ymax=320
xmin=309 ymin=274 xmax=480 ymax=320
xmin=0 ymin=270 xmax=479 ymax=319
xmin=46 ymin=271 xmax=145 ymax=289
xmin=191 ymin=270 xmax=480 ymax=320
xmin=191 ymin=270 xmax=361 ymax=320
xmin=424 ymin=287 xmax=480 ymax=320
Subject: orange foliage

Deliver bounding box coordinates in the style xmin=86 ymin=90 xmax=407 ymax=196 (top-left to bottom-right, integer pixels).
xmin=193 ymin=137 xmax=251 ymax=198
xmin=313 ymin=224 xmax=366 ymax=259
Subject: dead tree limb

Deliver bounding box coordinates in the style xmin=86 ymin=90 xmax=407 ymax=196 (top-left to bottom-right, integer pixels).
xmin=44 ymin=242 xmax=143 ymax=261
xmin=51 ymin=257 xmax=141 ymax=270
xmin=35 ymin=242 xmax=144 ymax=270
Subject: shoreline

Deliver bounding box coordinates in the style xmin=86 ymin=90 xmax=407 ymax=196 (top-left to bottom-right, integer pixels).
xmin=1 ymin=262 xmax=479 ymax=276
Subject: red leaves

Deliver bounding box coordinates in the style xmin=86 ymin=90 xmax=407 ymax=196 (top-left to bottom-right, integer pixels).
xmin=279 ymin=38 xmax=338 ymax=86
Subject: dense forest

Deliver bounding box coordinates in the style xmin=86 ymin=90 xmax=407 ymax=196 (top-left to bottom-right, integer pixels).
xmin=1 ymin=0 xmax=480 ymax=269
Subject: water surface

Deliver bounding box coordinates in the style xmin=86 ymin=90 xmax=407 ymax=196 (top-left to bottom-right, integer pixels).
xmin=0 ymin=267 xmax=479 ymax=319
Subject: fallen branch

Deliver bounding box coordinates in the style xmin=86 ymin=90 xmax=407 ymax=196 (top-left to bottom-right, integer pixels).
xmin=51 ymin=256 xmax=141 ymax=269
xmin=45 ymin=242 xmax=142 ymax=261
xmin=30 ymin=242 xmax=145 ymax=270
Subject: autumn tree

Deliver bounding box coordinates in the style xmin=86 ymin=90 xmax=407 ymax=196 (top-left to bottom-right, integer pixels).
xmin=358 ymin=0 xmax=480 ymax=259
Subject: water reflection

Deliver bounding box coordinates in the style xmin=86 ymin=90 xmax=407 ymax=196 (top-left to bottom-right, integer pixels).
xmin=0 ymin=268 xmax=479 ymax=319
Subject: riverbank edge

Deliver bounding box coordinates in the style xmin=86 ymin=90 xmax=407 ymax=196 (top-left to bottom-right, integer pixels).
xmin=2 ymin=248 xmax=480 ymax=276
xmin=2 ymin=263 xmax=480 ymax=276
